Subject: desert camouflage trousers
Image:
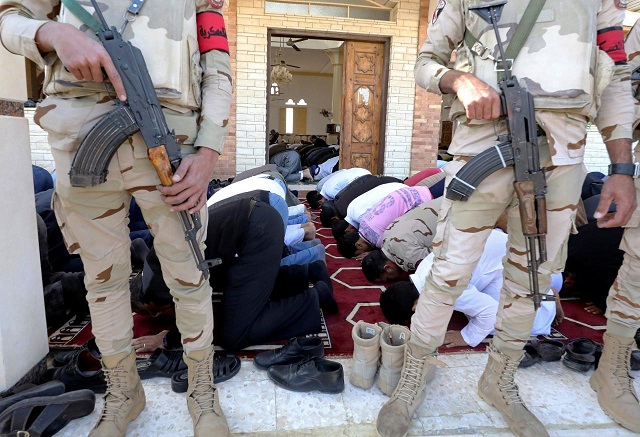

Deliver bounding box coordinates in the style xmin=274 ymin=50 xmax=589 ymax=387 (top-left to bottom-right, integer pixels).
xmin=411 ymin=122 xmax=586 ymax=352
xmin=51 ymin=133 xmax=213 ymax=357
xmin=605 ymin=166 xmax=640 ymax=332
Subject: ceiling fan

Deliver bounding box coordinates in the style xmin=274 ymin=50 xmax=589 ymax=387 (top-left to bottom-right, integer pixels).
xmin=270 ymin=50 xmax=300 ymax=69
xmin=286 ymin=37 xmax=308 ymax=52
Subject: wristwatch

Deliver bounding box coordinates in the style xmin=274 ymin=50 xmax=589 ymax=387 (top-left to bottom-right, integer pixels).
xmin=608 ymin=163 xmax=639 ymax=178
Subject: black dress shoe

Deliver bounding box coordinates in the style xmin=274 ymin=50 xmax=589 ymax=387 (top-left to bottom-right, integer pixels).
xmin=53 ymin=338 xmax=100 ymax=367
xmin=41 ymin=349 xmax=106 ymax=393
xmin=254 ymin=337 xmax=324 ymax=370
xmin=562 ymin=338 xmax=602 ymax=372
xmin=267 ymin=357 xmax=344 ymax=393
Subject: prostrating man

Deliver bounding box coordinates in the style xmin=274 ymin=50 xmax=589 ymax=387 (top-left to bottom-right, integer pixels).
xmin=336 ymin=186 xmax=433 ymax=259
xmin=306 ymin=167 xmax=371 ymax=208
xmin=380 ymin=229 xmax=559 ymax=348
xmin=141 ymin=194 xmax=336 ymax=351
xmin=376 ymin=2 xmax=636 ymax=436
xmin=362 ymin=197 xmax=443 ymax=283
xmin=0 ymin=1 xmax=233 ymax=435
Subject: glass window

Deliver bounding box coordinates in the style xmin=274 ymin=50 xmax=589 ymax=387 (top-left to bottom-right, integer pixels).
xmin=266 ymin=1 xmax=395 ymax=22
xmin=286 ymin=107 xmax=294 ymax=133
xmin=309 ymin=4 xmax=347 ymax=18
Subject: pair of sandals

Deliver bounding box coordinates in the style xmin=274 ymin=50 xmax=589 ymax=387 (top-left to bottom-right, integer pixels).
xmin=0 ymin=381 xmax=94 ymax=437
xmin=520 ymin=339 xmax=564 ymax=368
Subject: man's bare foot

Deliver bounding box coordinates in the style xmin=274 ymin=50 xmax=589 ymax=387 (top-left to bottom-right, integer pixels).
xmin=302 ymin=167 xmax=312 ymax=180
xmin=584 ymin=302 xmax=604 ymax=315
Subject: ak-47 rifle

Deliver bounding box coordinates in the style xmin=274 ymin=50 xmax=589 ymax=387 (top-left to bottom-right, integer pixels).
xmin=68 ymin=0 xmax=220 ymax=279
xmin=446 ymin=0 xmax=552 ymax=310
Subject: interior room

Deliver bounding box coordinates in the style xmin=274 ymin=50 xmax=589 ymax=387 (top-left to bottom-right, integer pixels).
xmin=267 ymin=35 xmax=343 ymax=156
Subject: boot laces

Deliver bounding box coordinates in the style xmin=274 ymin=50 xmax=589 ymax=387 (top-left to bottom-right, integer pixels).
xmin=396 ymin=351 xmax=425 ymax=404
xmin=613 ymin=343 xmax=636 ymax=395
xmin=498 ymin=358 xmax=523 ymax=406
xmin=99 ymin=367 xmax=129 ymax=422
xmin=191 ymin=353 xmax=216 ymax=415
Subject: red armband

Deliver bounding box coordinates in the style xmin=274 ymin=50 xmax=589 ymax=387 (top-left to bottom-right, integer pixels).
xmin=197 ymin=11 xmax=229 ymax=55
xmin=597 ymin=26 xmax=626 ymax=64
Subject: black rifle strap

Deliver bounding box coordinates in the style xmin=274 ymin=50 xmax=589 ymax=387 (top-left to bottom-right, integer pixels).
xmin=463 ymin=0 xmax=546 ymax=80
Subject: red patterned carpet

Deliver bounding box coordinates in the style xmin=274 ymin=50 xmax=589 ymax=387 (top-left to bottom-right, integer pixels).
xmin=48 ymin=202 xmax=607 ymax=357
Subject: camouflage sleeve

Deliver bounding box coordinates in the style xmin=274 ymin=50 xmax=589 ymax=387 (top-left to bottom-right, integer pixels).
xmin=625 ymin=19 xmax=640 ymax=128
xmin=627 ymin=20 xmax=640 ymax=73
xmin=414 ymin=0 xmax=465 ymax=95
xmin=593 ymin=0 xmax=633 ymax=142
xmin=0 ymin=1 xmax=59 ymax=67
xmin=381 ymin=238 xmax=430 ymax=272
xmin=194 ymin=0 xmax=232 ymax=154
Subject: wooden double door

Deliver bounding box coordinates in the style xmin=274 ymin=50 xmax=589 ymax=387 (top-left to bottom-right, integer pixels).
xmin=339 ymin=41 xmax=387 ymax=174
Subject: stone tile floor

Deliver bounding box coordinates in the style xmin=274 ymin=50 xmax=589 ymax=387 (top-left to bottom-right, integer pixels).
xmin=59 ymin=352 xmax=640 ymax=436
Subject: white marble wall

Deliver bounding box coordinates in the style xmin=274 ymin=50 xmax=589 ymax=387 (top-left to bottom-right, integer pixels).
xmin=0 ymin=115 xmax=48 ymax=391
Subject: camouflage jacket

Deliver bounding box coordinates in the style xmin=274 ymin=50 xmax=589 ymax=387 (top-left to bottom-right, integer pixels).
xmin=626 ymin=19 xmax=640 ymax=134
xmin=415 ymin=0 xmax=633 ymax=165
xmin=0 ymin=0 xmax=232 ymax=153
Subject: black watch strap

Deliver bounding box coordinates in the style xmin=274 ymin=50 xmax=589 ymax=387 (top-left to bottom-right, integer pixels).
xmin=608 ymin=163 xmax=639 ymax=178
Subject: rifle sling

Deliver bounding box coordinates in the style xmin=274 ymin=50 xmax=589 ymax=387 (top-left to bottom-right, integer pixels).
xmin=60 ymin=0 xmax=103 ymax=32
xmin=463 ymin=0 xmax=546 ymax=81
xmin=62 ymin=0 xmax=147 ymax=34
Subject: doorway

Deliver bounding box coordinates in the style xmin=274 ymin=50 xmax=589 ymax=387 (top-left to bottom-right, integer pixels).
xmin=266 ymin=30 xmax=389 ymax=175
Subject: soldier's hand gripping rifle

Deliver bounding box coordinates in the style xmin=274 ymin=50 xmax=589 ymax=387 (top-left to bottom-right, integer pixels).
xmin=68 ymin=1 xmax=220 ymax=279
xmin=446 ymin=0 xmax=552 ymax=310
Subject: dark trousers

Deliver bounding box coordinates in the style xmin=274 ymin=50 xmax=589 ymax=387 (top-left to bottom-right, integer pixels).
xmin=219 ymin=202 xmax=321 ymax=350
xmin=142 ymin=201 xmax=322 ymax=350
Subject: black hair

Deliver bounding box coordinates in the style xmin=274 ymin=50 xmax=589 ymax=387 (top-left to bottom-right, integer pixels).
xmin=331 ymin=219 xmax=350 ymax=240
xmin=361 ymin=249 xmax=388 ymax=283
xmin=320 ymin=204 xmax=337 ymax=227
xmin=379 ymin=281 xmax=419 ymax=325
xmin=306 ymin=190 xmax=323 ymax=209
xmin=336 ymin=232 xmax=359 ymax=259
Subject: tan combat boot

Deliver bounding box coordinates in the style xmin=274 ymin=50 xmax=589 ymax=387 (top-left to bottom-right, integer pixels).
xmin=375 ymin=335 xmax=443 ymax=437
xmin=185 ymin=345 xmax=229 ymax=437
xmin=378 ymin=323 xmax=411 ymax=396
xmin=478 ymin=345 xmax=548 ymax=437
xmin=590 ymin=332 xmax=640 ymax=432
xmin=89 ymin=350 xmax=146 ymax=437
xmin=350 ymin=321 xmax=382 ymax=389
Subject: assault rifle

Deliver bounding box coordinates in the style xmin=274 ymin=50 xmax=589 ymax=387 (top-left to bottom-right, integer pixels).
xmin=69 ymin=1 xmax=220 ymax=279
xmin=446 ymin=0 xmax=552 ymax=310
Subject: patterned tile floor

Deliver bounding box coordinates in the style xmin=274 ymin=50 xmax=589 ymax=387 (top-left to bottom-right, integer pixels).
xmin=59 ymin=352 xmax=640 ymax=436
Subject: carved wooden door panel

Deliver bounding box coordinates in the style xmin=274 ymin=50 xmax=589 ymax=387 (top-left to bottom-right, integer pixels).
xmin=340 ymin=41 xmax=385 ymax=174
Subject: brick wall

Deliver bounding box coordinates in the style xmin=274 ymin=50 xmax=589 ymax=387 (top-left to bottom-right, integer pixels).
xmin=410 ymin=0 xmax=441 ymax=174
xmin=25 ymin=108 xmax=54 ymax=172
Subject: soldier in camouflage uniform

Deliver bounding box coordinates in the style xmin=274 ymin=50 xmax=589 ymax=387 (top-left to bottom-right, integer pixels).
xmin=0 ymin=0 xmax=232 ymax=436
xmin=376 ymin=1 xmax=637 ymax=436
xmin=587 ymin=20 xmax=640 ymax=433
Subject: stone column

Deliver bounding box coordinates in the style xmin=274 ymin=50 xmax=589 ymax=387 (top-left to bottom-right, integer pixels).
xmin=323 ymin=47 xmax=344 ymax=124
xmin=0 ymin=100 xmax=48 ymax=391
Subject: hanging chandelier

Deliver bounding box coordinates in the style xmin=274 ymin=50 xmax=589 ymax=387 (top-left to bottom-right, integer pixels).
xmin=271 ymin=63 xmax=292 ymax=86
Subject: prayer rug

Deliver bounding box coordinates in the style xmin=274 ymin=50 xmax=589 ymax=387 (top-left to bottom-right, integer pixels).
xmin=47 ymin=201 xmax=607 ymax=358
